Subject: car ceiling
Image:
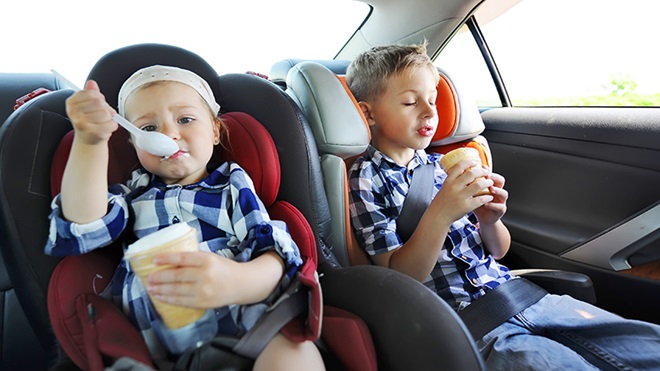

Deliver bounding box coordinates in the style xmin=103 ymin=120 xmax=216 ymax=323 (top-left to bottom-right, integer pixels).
xmin=337 ymin=0 xmax=484 ymax=60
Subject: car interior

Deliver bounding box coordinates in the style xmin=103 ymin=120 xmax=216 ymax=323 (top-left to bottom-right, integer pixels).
xmin=1 ymin=0 xmax=659 ymax=370
xmin=0 ymin=44 xmax=486 ymax=371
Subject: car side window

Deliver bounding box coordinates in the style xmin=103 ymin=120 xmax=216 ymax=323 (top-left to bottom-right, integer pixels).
xmin=434 ymin=24 xmax=502 ymax=108
xmin=437 ymin=0 xmax=660 ymax=108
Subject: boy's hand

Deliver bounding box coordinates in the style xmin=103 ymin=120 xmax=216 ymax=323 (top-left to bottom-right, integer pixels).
xmin=473 ymin=172 xmax=508 ymax=225
xmin=65 ymin=80 xmax=118 ymax=145
xmin=429 ymin=159 xmax=494 ymax=225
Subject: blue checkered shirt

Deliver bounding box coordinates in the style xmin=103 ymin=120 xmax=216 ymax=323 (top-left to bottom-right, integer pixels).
xmin=348 ymin=145 xmax=513 ymax=310
xmin=46 ymin=162 xmax=302 ymax=364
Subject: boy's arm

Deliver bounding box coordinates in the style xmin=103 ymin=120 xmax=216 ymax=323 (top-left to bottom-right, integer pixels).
xmin=363 ymin=160 xmax=494 ymax=282
xmin=60 ymin=80 xmax=118 ymax=223
xmin=478 ymin=220 xmax=510 ymax=260
xmin=473 ymin=172 xmax=511 ymax=260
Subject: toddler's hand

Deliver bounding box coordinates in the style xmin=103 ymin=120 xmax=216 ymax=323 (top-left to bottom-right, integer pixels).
xmin=473 ymin=172 xmax=508 ymax=225
xmin=65 ymin=80 xmax=118 ymax=145
xmin=146 ymin=251 xmax=240 ymax=309
xmin=429 ymin=159 xmax=494 ymax=225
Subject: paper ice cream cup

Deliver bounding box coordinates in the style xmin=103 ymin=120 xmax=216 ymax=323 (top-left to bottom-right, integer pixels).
xmin=125 ymin=223 xmax=205 ymax=329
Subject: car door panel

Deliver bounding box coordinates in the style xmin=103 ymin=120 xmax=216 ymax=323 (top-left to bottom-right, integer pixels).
xmin=481 ymin=107 xmax=660 ymax=324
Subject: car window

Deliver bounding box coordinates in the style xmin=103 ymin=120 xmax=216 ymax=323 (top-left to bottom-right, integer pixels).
xmin=2 ymin=0 xmax=369 ymax=86
xmin=436 ymin=0 xmax=660 ymax=107
xmin=434 ymin=25 xmax=502 ymax=108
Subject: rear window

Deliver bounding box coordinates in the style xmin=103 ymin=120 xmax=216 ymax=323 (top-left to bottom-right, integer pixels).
xmin=2 ymin=0 xmax=369 ymax=86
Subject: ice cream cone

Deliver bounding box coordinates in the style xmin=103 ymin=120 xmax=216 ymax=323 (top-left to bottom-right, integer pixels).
xmin=125 ymin=223 xmax=206 ymax=329
xmin=440 ymin=147 xmax=490 ymax=196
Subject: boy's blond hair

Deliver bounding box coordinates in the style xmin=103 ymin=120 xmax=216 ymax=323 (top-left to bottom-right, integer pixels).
xmin=346 ymin=43 xmax=438 ymax=103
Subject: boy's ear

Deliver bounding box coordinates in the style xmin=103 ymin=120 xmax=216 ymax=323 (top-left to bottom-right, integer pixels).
xmin=357 ymin=101 xmax=376 ymax=127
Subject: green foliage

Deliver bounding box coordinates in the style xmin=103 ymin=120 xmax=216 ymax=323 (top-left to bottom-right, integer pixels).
xmin=512 ymin=73 xmax=660 ymax=107
xmin=606 ymin=73 xmax=637 ymax=96
xmin=513 ymin=94 xmax=660 ymax=107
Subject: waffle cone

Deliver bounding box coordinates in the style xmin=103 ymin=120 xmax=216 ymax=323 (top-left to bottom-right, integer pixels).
xmin=440 ymin=147 xmax=490 ymax=196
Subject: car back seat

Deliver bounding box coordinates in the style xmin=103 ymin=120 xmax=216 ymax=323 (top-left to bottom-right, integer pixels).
xmin=0 ymin=43 xmax=488 ymax=371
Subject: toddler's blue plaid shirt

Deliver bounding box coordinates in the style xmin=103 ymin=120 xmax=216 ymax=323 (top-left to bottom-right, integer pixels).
xmin=348 ymin=145 xmax=513 ymax=310
xmin=46 ymin=162 xmax=302 ymax=364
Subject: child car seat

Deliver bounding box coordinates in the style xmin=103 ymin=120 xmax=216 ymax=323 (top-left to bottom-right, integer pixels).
xmin=283 ymin=60 xmax=596 ymax=301
xmin=48 ymin=109 xmax=328 ymax=370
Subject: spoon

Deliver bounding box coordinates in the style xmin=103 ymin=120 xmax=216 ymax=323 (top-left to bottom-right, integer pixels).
xmin=51 ymin=69 xmax=179 ymax=157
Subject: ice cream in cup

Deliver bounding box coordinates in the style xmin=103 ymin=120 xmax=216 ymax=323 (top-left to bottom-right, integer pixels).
xmin=125 ymin=222 xmax=205 ymax=329
xmin=440 ymin=147 xmax=491 ymax=196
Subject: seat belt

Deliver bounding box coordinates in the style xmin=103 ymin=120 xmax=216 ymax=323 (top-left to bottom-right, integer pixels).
xmin=232 ymin=277 xmax=307 ymax=358
xmin=458 ymin=278 xmax=547 ymax=340
xmin=396 ymin=163 xmax=435 ymax=242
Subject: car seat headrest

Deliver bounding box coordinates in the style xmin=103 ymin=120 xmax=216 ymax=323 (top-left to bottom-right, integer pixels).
xmin=430 ymin=69 xmax=485 ymax=146
xmin=285 ymin=61 xmax=370 ymax=159
xmin=86 ymin=43 xmax=220 ymax=110
xmin=270 ymin=59 xmax=350 ymax=88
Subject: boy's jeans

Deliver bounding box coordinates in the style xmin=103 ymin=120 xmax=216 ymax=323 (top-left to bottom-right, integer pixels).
xmin=477 ymin=294 xmax=660 ymax=370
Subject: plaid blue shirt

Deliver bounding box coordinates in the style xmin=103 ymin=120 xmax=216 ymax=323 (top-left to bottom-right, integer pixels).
xmin=46 ymin=162 xmax=302 ymax=364
xmin=348 ymin=145 xmax=513 ymax=310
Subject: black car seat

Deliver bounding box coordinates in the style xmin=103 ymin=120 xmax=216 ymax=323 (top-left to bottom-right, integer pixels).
xmin=0 ymin=44 xmax=486 ymax=371
xmin=282 ymin=60 xmax=596 ymax=299
xmin=0 ymin=73 xmax=63 ymax=370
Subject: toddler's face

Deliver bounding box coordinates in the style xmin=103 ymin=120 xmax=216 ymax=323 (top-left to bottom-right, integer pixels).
xmin=124 ymin=81 xmax=219 ymax=185
xmin=366 ymin=66 xmax=438 ymax=165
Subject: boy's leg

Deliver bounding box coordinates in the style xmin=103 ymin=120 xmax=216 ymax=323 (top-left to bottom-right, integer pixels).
xmin=480 ymin=293 xmax=660 ymax=371
xmin=253 ymin=334 xmax=325 ymax=371
xmin=479 ymin=315 xmax=600 ymax=371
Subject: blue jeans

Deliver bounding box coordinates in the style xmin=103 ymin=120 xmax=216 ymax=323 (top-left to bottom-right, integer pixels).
xmin=477 ymin=294 xmax=660 ymax=370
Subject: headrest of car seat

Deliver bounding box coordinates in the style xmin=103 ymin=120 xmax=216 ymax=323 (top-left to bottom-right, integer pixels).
xmin=51 ymin=112 xmax=280 ymax=206
xmin=285 ymin=61 xmax=370 ymax=159
xmin=86 ymin=43 xmax=220 ymax=110
xmin=270 ymin=59 xmax=350 ymax=88
xmin=430 ymin=69 xmax=485 ymax=146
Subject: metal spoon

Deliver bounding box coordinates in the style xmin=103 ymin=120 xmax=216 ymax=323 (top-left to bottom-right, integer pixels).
xmin=51 ymin=69 xmax=179 ymax=157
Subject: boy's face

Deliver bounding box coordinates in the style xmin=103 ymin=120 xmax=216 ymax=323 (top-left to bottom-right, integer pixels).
xmin=124 ymin=81 xmax=219 ymax=185
xmin=361 ymin=66 xmax=438 ymax=166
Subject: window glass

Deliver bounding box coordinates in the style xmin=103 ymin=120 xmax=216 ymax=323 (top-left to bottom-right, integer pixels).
xmin=2 ymin=0 xmax=369 ymax=86
xmin=434 ymin=25 xmax=502 ymax=108
xmin=476 ymin=0 xmax=660 ymax=107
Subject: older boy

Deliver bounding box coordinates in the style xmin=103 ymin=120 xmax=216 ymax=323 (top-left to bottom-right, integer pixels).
xmin=347 ymin=43 xmax=660 ymax=370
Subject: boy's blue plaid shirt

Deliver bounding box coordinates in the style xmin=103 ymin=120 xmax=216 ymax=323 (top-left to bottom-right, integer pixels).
xmin=348 ymin=145 xmax=513 ymax=310
xmin=45 ymin=161 xmax=303 ymax=360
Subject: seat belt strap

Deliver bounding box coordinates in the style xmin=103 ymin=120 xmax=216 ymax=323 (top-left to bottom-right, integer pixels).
xmin=232 ymin=277 xmax=307 ymax=359
xmin=396 ymin=163 xmax=435 ymax=242
xmin=458 ymin=278 xmax=548 ymax=340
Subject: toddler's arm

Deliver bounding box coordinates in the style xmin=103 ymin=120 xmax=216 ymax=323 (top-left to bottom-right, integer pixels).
xmin=60 ymin=80 xmax=118 ymax=223
xmin=145 ymin=250 xmax=284 ymax=309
